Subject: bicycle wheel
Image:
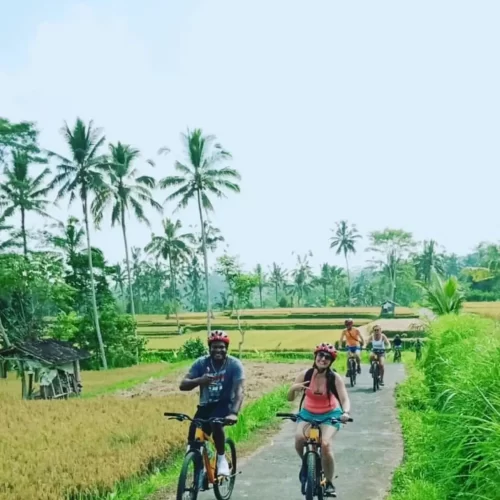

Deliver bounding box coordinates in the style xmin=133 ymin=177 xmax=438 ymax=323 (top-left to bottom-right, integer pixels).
xmin=372 ymin=362 xmax=379 ymax=392
xmin=176 ymin=450 xmax=202 ymax=500
xmin=305 ymin=452 xmax=317 ymax=500
xmin=214 ymin=438 xmax=237 ymax=500
xmin=349 ymin=359 xmax=356 ymax=387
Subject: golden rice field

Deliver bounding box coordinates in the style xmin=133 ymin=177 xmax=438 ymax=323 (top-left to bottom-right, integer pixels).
xmin=0 ymin=362 xmax=303 ymax=500
xmin=463 ymin=301 xmax=500 ymax=319
xmin=147 ymin=329 xmax=347 ymax=351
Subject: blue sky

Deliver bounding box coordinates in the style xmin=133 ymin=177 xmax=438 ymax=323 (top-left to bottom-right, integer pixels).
xmin=1 ymin=1 xmax=499 ymax=273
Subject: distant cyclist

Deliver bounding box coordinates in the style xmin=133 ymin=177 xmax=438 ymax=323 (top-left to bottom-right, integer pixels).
xmin=179 ymin=331 xmax=245 ymax=476
xmin=339 ymin=318 xmax=364 ymax=376
xmin=366 ymin=325 xmax=391 ymax=386
xmin=414 ymin=338 xmax=423 ymax=359
xmin=393 ymin=334 xmax=403 ymax=351
xmin=287 ymin=343 xmax=351 ymax=497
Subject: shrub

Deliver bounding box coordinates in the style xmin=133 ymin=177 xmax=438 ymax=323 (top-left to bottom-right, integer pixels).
xmin=278 ymin=296 xmax=288 ymax=308
xmin=180 ymin=337 xmax=207 ymax=359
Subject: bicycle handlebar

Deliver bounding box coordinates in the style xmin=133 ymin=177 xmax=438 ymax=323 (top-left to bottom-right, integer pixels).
xmin=164 ymin=412 xmax=236 ymax=426
xmin=276 ymin=412 xmax=353 ymax=425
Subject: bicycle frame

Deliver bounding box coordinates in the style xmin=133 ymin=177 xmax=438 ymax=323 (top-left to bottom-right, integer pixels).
xmin=165 ymin=412 xmax=233 ymax=485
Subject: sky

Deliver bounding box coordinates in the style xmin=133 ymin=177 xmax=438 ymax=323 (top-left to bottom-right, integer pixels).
xmin=1 ymin=0 xmax=499 ymax=274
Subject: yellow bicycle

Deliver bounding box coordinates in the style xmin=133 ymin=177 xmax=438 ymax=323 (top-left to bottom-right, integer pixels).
xmin=165 ymin=412 xmax=238 ymax=500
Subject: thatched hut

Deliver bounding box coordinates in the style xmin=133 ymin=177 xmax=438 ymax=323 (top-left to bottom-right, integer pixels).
xmin=0 ymin=339 xmax=91 ymax=400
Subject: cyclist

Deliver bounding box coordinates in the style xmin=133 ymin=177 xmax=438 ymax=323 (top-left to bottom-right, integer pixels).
xmin=288 ymin=343 xmax=351 ymax=497
xmin=179 ymin=330 xmax=245 ymax=476
xmin=339 ymin=318 xmax=364 ymax=376
xmin=393 ymin=334 xmax=403 ymax=357
xmin=414 ymin=338 xmax=423 ymax=358
xmin=366 ymin=325 xmax=391 ymax=386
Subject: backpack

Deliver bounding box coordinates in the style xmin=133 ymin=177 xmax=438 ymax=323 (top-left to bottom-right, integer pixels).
xmin=299 ymin=367 xmax=343 ymax=412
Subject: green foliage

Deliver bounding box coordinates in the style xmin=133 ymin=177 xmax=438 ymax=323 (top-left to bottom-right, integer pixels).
xmin=390 ymin=314 xmax=500 ymax=500
xmin=46 ymin=304 xmax=146 ymax=369
xmin=278 ymin=296 xmax=288 ymax=307
xmin=179 ymin=337 xmax=207 ymax=359
xmin=0 ymin=118 xmax=41 ymax=165
xmin=418 ymin=271 xmax=464 ymax=315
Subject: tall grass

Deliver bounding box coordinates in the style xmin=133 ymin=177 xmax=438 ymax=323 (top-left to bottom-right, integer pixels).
xmin=389 ymin=314 xmax=500 ymax=500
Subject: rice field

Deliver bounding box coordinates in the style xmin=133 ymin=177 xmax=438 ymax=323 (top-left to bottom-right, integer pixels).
xmin=147 ymin=329 xmax=347 ymax=351
xmin=463 ymin=301 xmax=500 ymax=319
xmin=0 ymin=362 xmax=303 ymax=500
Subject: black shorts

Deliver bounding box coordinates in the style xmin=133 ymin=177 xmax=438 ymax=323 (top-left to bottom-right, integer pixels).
xmin=187 ymin=400 xmax=232 ymax=442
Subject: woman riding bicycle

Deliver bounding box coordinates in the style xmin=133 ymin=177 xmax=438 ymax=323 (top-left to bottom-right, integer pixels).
xmin=366 ymin=325 xmax=391 ymax=386
xmin=287 ymin=343 xmax=351 ymax=497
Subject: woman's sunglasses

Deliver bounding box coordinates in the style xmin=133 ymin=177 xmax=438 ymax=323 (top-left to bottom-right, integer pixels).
xmin=316 ymin=352 xmax=332 ymax=361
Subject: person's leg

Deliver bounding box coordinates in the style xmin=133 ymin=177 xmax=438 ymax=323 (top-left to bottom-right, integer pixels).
xmin=369 ymin=352 xmax=376 ymax=373
xmin=320 ymin=424 xmax=339 ymax=491
xmin=295 ymin=421 xmax=308 ymax=484
xmin=379 ymin=355 xmax=385 ymax=384
xmin=211 ymin=402 xmax=232 ymax=475
xmin=355 ymin=348 xmax=361 ymax=373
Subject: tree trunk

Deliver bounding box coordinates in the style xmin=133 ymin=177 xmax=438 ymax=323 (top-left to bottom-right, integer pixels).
xmin=259 ymin=285 xmax=263 ymax=308
xmin=345 ymin=252 xmax=351 ymax=305
xmin=21 ymin=208 xmax=28 ymax=257
xmin=120 ymin=208 xmax=138 ymax=363
xmin=0 ymin=317 xmax=11 ymax=347
xmin=82 ymin=196 xmax=108 ymax=370
xmin=168 ymin=258 xmax=181 ymax=333
xmin=323 ymin=285 xmax=327 ymax=305
xmin=275 ymin=284 xmax=278 ymax=303
xmin=196 ymin=190 xmax=211 ymax=335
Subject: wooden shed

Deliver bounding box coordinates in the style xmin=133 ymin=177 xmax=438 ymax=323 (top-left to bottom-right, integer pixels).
xmin=0 ymin=339 xmax=91 ymax=400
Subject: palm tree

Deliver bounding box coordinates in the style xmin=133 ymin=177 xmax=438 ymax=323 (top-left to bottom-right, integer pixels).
xmin=145 ymin=218 xmax=193 ymax=330
xmin=414 ymin=240 xmax=445 ymax=284
xmin=290 ymin=252 xmax=313 ymax=306
xmin=254 ymin=264 xmax=266 ymax=307
xmin=418 ymin=269 xmax=464 ymax=315
xmin=330 ymin=220 xmax=362 ymax=305
xmin=0 ymin=150 xmax=52 ymax=256
xmin=92 ymin=142 xmax=162 ymax=322
xmin=46 ymin=118 xmax=108 ymax=369
xmin=317 ymin=263 xmax=331 ymax=305
xmin=159 ymin=128 xmax=241 ymax=334
xmin=268 ymin=262 xmax=288 ymax=303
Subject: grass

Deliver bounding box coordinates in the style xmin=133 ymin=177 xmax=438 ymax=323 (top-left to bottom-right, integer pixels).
xmin=388 ymin=314 xmax=500 ymax=500
xmin=0 ymin=361 xmax=189 ymax=401
xmin=91 ymin=384 xmax=293 ymax=499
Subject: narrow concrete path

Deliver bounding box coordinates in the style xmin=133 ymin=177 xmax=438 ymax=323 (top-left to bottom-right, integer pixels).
xmin=199 ymin=363 xmax=406 ymax=500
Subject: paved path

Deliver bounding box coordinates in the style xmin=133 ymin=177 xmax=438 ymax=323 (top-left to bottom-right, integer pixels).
xmin=198 ymin=363 xmax=406 ymax=500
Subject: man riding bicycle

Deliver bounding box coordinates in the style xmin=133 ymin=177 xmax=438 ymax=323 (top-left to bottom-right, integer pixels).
xmin=366 ymin=325 xmax=391 ymax=386
xmin=287 ymin=343 xmax=351 ymax=497
xmin=393 ymin=334 xmax=403 ymax=352
xmin=179 ymin=330 xmax=245 ymax=476
xmin=339 ymin=319 xmax=364 ymax=376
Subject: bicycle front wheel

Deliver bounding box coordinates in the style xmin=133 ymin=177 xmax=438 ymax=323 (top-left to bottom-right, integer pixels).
xmin=305 ymin=452 xmax=317 ymax=500
xmin=176 ymin=450 xmax=202 ymax=500
xmin=372 ymin=363 xmax=379 ymax=392
xmin=214 ymin=438 xmax=237 ymax=500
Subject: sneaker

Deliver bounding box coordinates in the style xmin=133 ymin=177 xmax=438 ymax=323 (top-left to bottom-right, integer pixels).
xmin=357 ymin=366 xmax=361 ymax=374
xmin=379 ymin=380 xmax=385 ymax=386
xmin=217 ymin=454 xmax=230 ymax=476
xmin=325 ymin=481 xmax=337 ymax=497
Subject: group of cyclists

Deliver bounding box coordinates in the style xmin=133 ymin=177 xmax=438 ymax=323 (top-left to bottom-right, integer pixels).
xmin=178 ymin=321 xmax=421 ymax=497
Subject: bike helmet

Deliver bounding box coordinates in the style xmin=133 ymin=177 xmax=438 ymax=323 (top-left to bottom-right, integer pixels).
xmin=345 ymin=318 xmax=354 ymax=327
xmin=208 ymin=330 xmax=230 ymax=345
xmin=314 ymin=343 xmax=338 ymax=361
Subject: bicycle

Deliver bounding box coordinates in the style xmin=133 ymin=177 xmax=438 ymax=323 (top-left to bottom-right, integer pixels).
xmin=393 ymin=346 xmax=402 ymax=363
xmin=276 ymin=412 xmax=353 ymax=500
xmin=345 ymin=348 xmax=359 ymax=387
xmin=370 ymin=349 xmax=391 ymax=392
xmin=164 ymin=412 xmax=238 ymax=500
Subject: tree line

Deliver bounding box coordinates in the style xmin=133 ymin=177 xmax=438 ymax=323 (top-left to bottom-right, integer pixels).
xmin=1 ymin=116 xmax=499 ymax=370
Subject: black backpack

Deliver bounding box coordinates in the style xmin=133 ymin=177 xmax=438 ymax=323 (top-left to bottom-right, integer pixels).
xmin=299 ymin=367 xmax=343 ymax=412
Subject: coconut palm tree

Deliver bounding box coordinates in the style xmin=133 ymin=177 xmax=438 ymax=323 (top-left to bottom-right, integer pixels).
xmin=159 ymin=129 xmax=241 ymax=333
xmin=268 ymin=262 xmax=288 ymax=303
xmin=145 ymin=218 xmax=193 ymax=330
xmin=254 ymin=264 xmax=266 ymax=307
xmin=92 ymin=141 xmax=162 ymax=322
xmin=46 ymin=118 xmax=108 ymax=369
xmin=329 ymin=220 xmax=362 ymax=305
xmin=0 ymin=150 xmax=52 ymax=256
xmin=414 ymin=239 xmax=445 ymax=284
xmin=418 ymin=269 xmax=464 ymax=315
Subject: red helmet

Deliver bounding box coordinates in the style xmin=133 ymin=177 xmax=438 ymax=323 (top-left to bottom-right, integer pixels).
xmin=314 ymin=343 xmax=337 ymax=361
xmin=345 ymin=318 xmax=354 ymax=327
xmin=208 ymin=330 xmax=230 ymax=345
